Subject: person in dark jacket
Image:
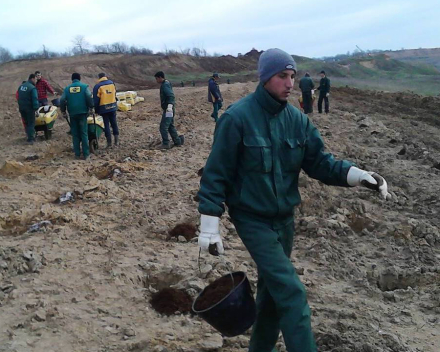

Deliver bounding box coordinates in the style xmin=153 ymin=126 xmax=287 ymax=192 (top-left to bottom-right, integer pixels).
xmin=154 ymin=71 xmax=184 ymax=150
xmin=35 ymin=71 xmax=57 ymax=106
xmin=17 ymin=74 xmax=39 ymax=144
xmin=317 ymin=70 xmax=331 ymax=113
xmin=60 ymin=73 xmax=94 ymax=160
xmin=208 ymin=73 xmax=223 ymax=122
xmin=93 ymin=73 xmax=119 ymax=148
xmin=197 ymin=48 xmax=390 ymax=352
xmin=299 ymin=72 xmax=315 ymax=114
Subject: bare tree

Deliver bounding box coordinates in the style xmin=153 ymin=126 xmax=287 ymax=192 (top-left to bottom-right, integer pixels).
xmin=0 ymin=46 xmax=14 ymax=63
xmin=72 ymin=35 xmax=89 ymax=55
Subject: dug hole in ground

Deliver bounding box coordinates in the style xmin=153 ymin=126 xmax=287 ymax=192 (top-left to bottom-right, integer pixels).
xmin=0 ymin=82 xmax=439 ymax=352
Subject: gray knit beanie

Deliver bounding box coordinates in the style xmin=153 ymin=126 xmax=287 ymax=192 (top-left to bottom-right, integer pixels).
xmin=258 ymin=48 xmax=297 ymax=84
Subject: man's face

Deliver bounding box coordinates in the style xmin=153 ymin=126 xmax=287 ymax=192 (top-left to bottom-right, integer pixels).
xmin=155 ymin=76 xmax=164 ymax=84
xmin=36 ymin=73 xmax=42 ymax=81
xmin=264 ymin=69 xmax=295 ymax=102
xmin=213 ymin=76 xmax=219 ymax=81
xmin=320 ymin=73 xmax=325 ymax=78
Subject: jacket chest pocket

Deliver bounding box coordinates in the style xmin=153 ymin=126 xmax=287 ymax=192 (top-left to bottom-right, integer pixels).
xmin=281 ymin=138 xmax=305 ymax=172
xmin=243 ymin=136 xmax=272 ymax=173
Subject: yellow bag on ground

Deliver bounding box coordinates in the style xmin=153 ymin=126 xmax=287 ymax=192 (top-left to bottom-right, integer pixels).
xmin=116 ymin=92 xmax=126 ymax=101
xmin=135 ymin=97 xmax=144 ymax=104
xmin=117 ymin=101 xmax=132 ymax=111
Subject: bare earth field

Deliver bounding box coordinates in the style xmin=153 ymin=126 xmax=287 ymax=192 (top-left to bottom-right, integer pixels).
xmin=0 ymin=82 xmax=439 ymax=352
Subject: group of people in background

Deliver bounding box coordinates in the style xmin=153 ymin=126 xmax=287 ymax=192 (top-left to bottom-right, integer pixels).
xmin=16 ymin=65 xmax=330 ymax=156
xmin=16 ymin=71 xmax=119 ymax=159
xmin=299 ymin=70 xmax=331 ymax=114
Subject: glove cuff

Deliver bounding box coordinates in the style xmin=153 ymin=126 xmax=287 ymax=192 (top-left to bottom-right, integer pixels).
xmin=201 ymin=215 xmax=219 ymax=234
xmin=347 ymin=166 xmax=364 ymax=187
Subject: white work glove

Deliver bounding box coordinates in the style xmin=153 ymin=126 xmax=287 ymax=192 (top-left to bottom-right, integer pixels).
xmin=311 ymin=89 xmax=315 ymax=95
xmin=165 ymin=104 xmax=173 ymax=118
xmin=54 ymin=92 xmax=58 ymax=96
xmin=326 ymin=93 xmax=330 ymax=97
xmin=34 ymin=110 xmax=39 ymax=117
xmin=347 ymin=167 xmax=390 ymax=200
xmin=199 ymin=215 xmax=224 ymax=255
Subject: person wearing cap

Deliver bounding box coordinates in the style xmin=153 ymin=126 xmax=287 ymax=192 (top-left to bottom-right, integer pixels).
xmin=60 ymin=73 xmax=94 ymax=160
xmin=17 ymin=74 xmax=39 ymax=144
xmin=93 ymin=72 xmax=119 ymax=148
xmin=299 ymin=72 xmax=315 ymax=114
xmin=197 ymin=48 xmax=390 ymax=352
xmin=317 ymin=70 xmax=331 ymax=113
xmin=207 ymin=73 xmax=223 ymax=122
xmin=154 ymin=71 xmax=184 ymax=149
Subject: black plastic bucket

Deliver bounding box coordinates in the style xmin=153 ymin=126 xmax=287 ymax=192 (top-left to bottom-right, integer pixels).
xmin=192 ymin=271 xmax=256 ymax=337
xmin=51 ymin=98 xmax=60 ymax=107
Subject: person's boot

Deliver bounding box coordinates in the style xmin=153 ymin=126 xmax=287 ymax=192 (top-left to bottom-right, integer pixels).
xmin=158 ymin=143 xmax=171 ymax=150
xmin=106 ymin=137 xmax=112 ymax=149
xmin=114 ymin=135 xmax=119 ymax=146
xmin=175 ymin=135 xmax=184 ymax=147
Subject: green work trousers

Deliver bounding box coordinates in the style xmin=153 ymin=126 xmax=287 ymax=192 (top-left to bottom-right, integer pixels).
xmin=70 ymin=114 xmax=89 ymax=157
xmin=19 ymin=109 xmax=35 ymax=142
xmin=231 ymin=214 xmax=317 ymax=352
xmin=211 ymin=101 xmax=222 ymax=122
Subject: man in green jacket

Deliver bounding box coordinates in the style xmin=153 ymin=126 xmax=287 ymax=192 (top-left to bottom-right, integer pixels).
xmin=17 ymin=74 xmax=39 ymax=144
xmin=154 ymin=71 xmax=184 ymax=150
xmin=197 ymin=48 xmax=390 ymax=352
xmin=298 ymin=72 xmax=315 ymax=114
xmin=60 ymin=73 xmax=94 ymax=160
xmin=317 ymin=70 xmax=331 ymax=114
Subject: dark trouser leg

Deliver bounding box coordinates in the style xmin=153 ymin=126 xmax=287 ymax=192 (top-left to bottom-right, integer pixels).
xmin=102 ymin=113 xmax=112 ymax=143
xmin=108 ymin=111 xmax=119 ymax=136
xmin=77 ymin=114 xmax=90 ymax=157
xmin=20 ymin=110 xmax=35 ymax=142
xmin=70 ymin=115 xmax=81 ymax=157
xmin=159 ymin=112 xmax=171 ymax=145
xmin=318 ymin=95 xmax=324 ymax=113
xmin=302 ymin=92 xmax=313 ymax=114
xmin=324 ymin=96 xmax=330 ymax=113
xmin=232 ymin=217 xmax=317 ymax=352
xmin=38 ymin=98 xmax=48 ymax=107
xmin=211 ymin=101 xmax=221 ymax=122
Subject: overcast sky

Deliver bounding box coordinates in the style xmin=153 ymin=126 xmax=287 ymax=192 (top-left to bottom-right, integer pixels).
xmin=1 ymin=0 xmax=439 ymax=58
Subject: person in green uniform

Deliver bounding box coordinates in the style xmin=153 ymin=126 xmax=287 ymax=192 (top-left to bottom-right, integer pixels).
xmin=208 ymin=73 xmax=223 ymax=122
xmin=299 ymin=72 xmax=315 ymax=114
xmin=317 ymin=70 xmax=331 ymax=114
xmin=60 ymin=73 xmax=94 ymax=160
xmin=154 ymin=71 xmax=184 ymax=150
xmin=17 ymin=74 xmax=39 ymax=144
xmin=197 ymin=48 xmax=390 ymax=352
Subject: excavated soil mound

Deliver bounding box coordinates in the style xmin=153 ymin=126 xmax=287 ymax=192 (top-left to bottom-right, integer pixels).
xmin=194 ymin=274 xmax=243 ymax=311
xmin=150 ymin=288 xmax=192 ymax=316
xmin=168 ymin=223 xmax=197 ymax=241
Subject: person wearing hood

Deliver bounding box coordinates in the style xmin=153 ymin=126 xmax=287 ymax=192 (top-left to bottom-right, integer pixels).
xmin=17 ymin=74 xmax=39 ymax=144
xmin=208 ymin=73 xmax=223 ymax=122
xmin=197 ymin=48 xmax=390 ymax=352
xmin=93 ymin=73 xmax=119 ymax=148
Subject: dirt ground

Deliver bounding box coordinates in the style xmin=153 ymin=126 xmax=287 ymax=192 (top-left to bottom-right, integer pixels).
xmin=0 ymin=82 xmax=439 ymax=352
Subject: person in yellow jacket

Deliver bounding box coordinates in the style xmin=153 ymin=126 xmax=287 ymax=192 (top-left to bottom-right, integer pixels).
xmin=93 ymin=73 xmax=119 ymax=148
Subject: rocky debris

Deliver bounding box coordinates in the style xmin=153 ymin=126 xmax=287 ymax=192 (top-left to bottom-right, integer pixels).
xmin=55 ymin=191 xmax=74 ymax=204
xmin=27 ymin=220 xmax=52 ymax=233
xmin=199 ymin=333 xmax=223 ymax=350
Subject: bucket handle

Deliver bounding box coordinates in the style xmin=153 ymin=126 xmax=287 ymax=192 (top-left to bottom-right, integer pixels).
xmin=198 ymin=248 xmax=235 ymax=290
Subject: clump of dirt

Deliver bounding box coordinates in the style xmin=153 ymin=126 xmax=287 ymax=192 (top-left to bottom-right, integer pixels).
xmin=194 ymin=274 xmax=243 ymax=311
xmin=150 ymin=288 xmax=192 ymax=316
xmin=168 ymin=223 xmax=197 ymax=241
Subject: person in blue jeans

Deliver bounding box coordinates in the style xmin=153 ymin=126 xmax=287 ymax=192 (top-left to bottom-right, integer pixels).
xmin=208 ymin=72 xmax=223 ymax=122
